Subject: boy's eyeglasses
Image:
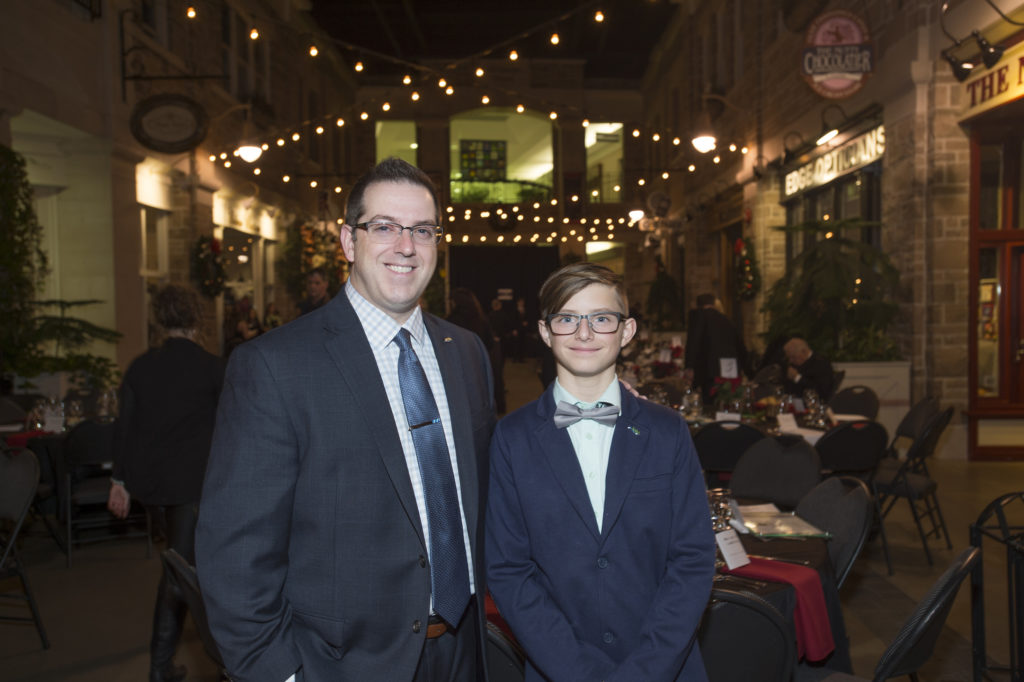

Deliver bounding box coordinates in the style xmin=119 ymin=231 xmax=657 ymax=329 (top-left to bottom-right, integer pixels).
xmin=353 ymin=220 xmax=443 ymax=245
xmin=545 ymin=312 xmax=626 ymax=335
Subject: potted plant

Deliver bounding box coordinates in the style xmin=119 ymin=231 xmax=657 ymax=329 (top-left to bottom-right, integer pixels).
xmin=0 ymin=144 xmax=121 ymax=395
xmin=761 ymin=218 xmax=908 ymax=436
xmin=761 ymin=218 xmax=901 ymax=362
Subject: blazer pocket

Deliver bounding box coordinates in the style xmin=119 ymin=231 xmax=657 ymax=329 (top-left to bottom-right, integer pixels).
xmin=629 ymin=472 xmax=673 ymax=494
xmin=292 ymin=609 xmax=348 ymax=655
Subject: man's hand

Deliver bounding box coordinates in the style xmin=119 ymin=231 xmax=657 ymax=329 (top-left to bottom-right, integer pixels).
xmin=107 ymin=483 xmax=131 ymax=519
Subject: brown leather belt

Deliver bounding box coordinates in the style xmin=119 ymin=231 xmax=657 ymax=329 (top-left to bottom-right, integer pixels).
xmin=426 ymin=615 xmax=447 ymax=639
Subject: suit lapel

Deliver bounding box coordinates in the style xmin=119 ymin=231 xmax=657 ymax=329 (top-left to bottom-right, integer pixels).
xmin=535 ymin=389 xmax=602 ymax=541
xmin=424 ymin=315 xmax=480 ymax=544
xmin=321 ymin=295 xmax=425 ymax=547
xmin=600 ymin=388 xmax=649 ymax=543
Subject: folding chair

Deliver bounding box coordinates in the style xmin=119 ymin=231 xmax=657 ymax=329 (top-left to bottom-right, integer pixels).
xmin=829 ymin=385 xmax=880 ymax=420
xmin=0 ymin=448 xmax=50 ymax=648
xmin=874 ymin=407 xmax=954 ymax=566
xmin=692 ymin=421 xmax=766 ymax=489
xmin=730 ymin=437 xmax=821 ymax=510
xmin=699 ymin=588 xmax=796 ymax=682
xmin=796 ymin=476 xmax=873 ymax=589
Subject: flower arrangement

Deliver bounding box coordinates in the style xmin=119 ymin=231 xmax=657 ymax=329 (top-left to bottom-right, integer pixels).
xmin=191 ymin=235 xmax=226 ymax=298
xmin=710 ymin=376 xmax=744 ymax=407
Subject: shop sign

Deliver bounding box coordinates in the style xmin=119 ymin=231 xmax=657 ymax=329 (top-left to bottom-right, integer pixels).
xmin=801 ymin=11 xmax=873 ymax=99
xmin=784 ymin=125 xmax=885 ymax=198
xmin=958 ymin=39 xmax=1024 ymax=122
xmin=130 ymin=94 xmax=208 ymax=154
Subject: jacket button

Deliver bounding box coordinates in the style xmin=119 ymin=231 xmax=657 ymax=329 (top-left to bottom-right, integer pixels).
xmin=412 ymin=620 xmax=422 ymax=633
xmin=603 ymin=632 xmax=614 ymax=644
xmin=597 ymin=557 xmax=609 ymax=569
xmin=419 ymin=554 xmax=427 ymax=568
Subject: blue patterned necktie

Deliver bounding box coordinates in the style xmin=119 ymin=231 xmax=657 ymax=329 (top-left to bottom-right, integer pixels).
xmin=394 ymin=328 xmax=470 ymax=626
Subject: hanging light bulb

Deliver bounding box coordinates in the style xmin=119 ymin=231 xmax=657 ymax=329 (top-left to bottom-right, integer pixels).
xmin=354 ymin=61 xmax=364 ymax=72
xmin=438 ymin=77 xmax=447 ymax=87
xmin=236 ymin=144 xmax=262 ymax=163
xmin=402 ymin=74 xmax=412 ymax=85
xmin=475 ymin=67 xmax=485 ymax=77
xmin=308 ymin=45 xmax=319 ymax=57
xmin=186 ymin=5 xmax=196 ymax=19
xmin=481 ymin=95 xmax=490 ymax=104
xmin=336 ymin=117 xmax=345 ymax=127
xmin=411 ymin=91 xmax=420 ymax=101
xmin=382 ymin=102 xmax=391 ymax=111
xmin=445 ymin=86 xmax=454 ymax=95
xmin=582 ymin=119 xmax=590 ymax=127
xmin=516 ymin=104 xmax=525 ymax=113
xmin=249 ymin=27 xmax=259 ymax=40
xmin=549 ymin=111 xmax=558 ymax=120
xmin=550 ymin=33 xmax=560 ymax=45
xmin=594 ymin=10 xmax=605 ymax=22
xmin=509 ymin=49 xmax=519 ymax=61
xmin=315 ymin=126 xmax=324 ymax=134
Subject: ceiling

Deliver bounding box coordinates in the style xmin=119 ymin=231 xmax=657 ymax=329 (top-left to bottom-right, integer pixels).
xmin=309 ymin=0 xmax=680 ymax=83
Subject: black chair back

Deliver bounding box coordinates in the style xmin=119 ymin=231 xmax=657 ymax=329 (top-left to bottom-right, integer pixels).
xmin=0 ymin=449 xmax=50 ymax=648
xmin=692 ymin=422 xmax=765 ymax=476
xmin=815 ymin=420 xmax=888 ymax=475
xmin=485 ymin=621 xmax=526 ymax=682
xmin=893 ymin=396 xmax=940 ymax=443
xmin=796 ymin=476 xmax=873 ymax=589
xmin=829 ymin=385 xmax=880 ymax=420
xmin=871 ymin=547 xmax=980 ymax=681
xmin=699 ymin=588 xmax=796 ymax=682
xmin=729 ymin=438 xmax=821 ymax=510
xmin=161 ymin=549 xmax=225 ymax=671
xmin=904 ymin=407 xmax=954 ymax=476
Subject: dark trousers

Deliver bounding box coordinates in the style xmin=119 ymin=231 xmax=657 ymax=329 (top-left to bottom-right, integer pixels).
xmin=412 ymin=597 xmax=481 ymax=682
xmin=148 ymin=503 xmax=198 ymax=676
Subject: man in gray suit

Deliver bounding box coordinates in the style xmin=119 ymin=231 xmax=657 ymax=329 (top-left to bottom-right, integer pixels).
xmin=196 ymin=158 xmax=496 ymax=682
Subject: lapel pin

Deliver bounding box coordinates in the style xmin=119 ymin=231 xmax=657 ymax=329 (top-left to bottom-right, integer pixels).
xmin=444 ymin=337 xmax=453 ymax=343
xmin=629 ymin=425 xmax=640 ymax=436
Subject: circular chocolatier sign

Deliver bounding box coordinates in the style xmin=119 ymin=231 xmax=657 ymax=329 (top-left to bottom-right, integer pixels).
xmin=801 ymin=10 xmax=873 ymax=100
xmin=130 ymin=94 xmax=209 ymax=153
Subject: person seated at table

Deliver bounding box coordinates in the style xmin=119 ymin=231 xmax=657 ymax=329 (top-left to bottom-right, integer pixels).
xmin=783 ymin=336 xmax=836 ymax=402
xmin=486 ymin=262 xmax=716 ymax=681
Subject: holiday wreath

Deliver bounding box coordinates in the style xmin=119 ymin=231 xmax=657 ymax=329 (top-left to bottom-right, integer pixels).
xmin=192 ymin=235 xmax=226 ymax=298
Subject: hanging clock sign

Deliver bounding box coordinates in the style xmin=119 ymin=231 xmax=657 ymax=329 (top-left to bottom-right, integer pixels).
xmin=130 ymin=94 xmax=209 ymax=153
xmin=801 ymin=10 xmax=874 ymax=99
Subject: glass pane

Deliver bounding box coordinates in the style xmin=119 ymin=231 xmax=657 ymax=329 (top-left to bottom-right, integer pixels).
xmin=979 ymin=144 xmax=1003 ymax=230
xmin=840 ymin=176 xmax=861 ymax=219
xmin=376 ymin=121 xmax=417 ymax=164
xmin=977 ymin=247 xmax=1000 ymax=397
xmin=585 ymin=123 xmax=623 ymax=204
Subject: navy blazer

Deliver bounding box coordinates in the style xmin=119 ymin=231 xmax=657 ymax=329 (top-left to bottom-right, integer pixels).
xmin=486 ymin=383 xmax=715 ymax=682
xmin=195 ymin=293 xmax=496 ymax=682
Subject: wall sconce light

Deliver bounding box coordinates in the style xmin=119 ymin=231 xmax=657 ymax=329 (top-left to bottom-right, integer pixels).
xmin=783 ymin=131 xmax=807 ymax=165
xmin=943 ymin=51 xmax=974 ymax=82
xmin=691 ymin=108 xmax=717 ymax=153
xmin=816 ymin=104 xmax=848 ymax=146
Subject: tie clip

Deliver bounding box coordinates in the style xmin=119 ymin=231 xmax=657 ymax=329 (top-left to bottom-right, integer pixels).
xmin=409 ymin=417 xmax=441 ymax=431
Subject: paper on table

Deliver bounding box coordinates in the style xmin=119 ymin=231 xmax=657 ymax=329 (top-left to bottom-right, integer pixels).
xmin=776 ymin=413 xmax=824 ymax=445
xmin=741 ymin=511 xmax=830 ymax=538
xmin=738 ymin=503 xmax=780 ymax=514
xmin=830 ymin=412 xmax=870 ymax=423
xmin=714 ymin=412 xmax=741 ymax=422
xmin=716 ymin=528 xmax=750 ymax=569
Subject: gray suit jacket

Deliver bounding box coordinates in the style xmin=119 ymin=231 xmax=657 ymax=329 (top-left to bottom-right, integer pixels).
xmin=196 ymin=293 xmax=496 ymax=682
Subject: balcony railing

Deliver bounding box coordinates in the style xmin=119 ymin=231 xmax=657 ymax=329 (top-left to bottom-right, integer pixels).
xmin=449 ymin=179 xmax=551 ymax=205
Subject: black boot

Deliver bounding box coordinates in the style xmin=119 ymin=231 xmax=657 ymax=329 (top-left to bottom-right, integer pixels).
xmin=150 ymin=571 xmax=187 ymax=682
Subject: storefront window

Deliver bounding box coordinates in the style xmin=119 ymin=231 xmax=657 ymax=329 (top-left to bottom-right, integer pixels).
xmin=979 ymin=144 xmax=1003 ymax=231
xmin=784 ymin=165 xmax=880 ymax=262
xmin=449 ymin=108 xmax=552 ymax=204
xmin=585 ymin=123 xmax=623 ymax=204
xmin=977 ymin=247 xmax=1000 ymax=397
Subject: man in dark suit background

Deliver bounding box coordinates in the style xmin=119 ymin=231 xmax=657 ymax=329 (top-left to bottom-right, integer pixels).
xmin=783 ymin=336 xmax=836 ymax=401
xmin=196 ymin=158 xmax=496 ymax=682
xmin=683 ymin=293 xmax=748 ymax=402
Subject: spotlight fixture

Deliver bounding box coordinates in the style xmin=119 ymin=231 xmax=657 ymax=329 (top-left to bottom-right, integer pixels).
xmin=782 ymin=131 xmax=807 ymax=165
xmin=943 ymin=50 xmax=974 ymax=82
xmin=973 ymin=31 xmax=1004 ymax=69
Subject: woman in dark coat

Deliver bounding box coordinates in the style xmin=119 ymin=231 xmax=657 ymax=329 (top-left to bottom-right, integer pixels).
xmin=107 ymin=285 xmax=224 ymax=682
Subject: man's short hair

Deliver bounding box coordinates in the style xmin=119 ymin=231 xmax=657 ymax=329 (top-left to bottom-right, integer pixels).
xmin=153 ymin=284 xmax=202 ymax=331
xmin=538 ymin=263 xmax=628 ymax=320
xmin=695 ymin=293 xmax=716 ymax=308
xmin=344 ymin=157 xmax=439 ymax=226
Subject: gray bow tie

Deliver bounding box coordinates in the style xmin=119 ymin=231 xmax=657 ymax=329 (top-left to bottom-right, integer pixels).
xmin=553 ymin=401 xmax=619 ymax=428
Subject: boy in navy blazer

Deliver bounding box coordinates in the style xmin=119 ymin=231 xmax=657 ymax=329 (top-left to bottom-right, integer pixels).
xmin=486 ymin=263 xmax=715 ymax=681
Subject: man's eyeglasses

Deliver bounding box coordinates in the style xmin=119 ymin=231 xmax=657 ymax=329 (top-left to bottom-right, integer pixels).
xmin=545 ymin=312 xmax=626 ymax=335
xmin=353 ymin=220 xmax=443 ymax=245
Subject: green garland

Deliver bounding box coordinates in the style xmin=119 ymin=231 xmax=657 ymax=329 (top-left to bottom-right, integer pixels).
xmin=192 ymin=235 xmax=226 ymax=298
xmin=734 ymin=236 xmax=761 ymax=301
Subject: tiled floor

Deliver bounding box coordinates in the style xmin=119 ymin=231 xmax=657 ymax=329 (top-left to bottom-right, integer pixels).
xmin=2 ymin=360 xmax=1022 ymax=681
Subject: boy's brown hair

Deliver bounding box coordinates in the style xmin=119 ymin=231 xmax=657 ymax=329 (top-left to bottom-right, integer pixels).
xmin=538 ymin=263 xmax=629 ymax=321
